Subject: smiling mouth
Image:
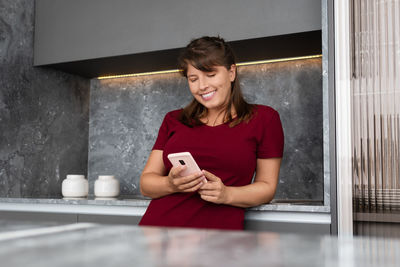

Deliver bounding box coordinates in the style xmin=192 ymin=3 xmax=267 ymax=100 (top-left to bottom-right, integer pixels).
xmin=201 ymin=90 xmax=216 ymax=100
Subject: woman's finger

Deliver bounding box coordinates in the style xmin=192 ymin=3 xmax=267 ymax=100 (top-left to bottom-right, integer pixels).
xmin=198 ymin=182 xmax=214 ymax=190
xmin=200 ymin=194 xmax=218 ymax=202
xmin=170 ymin=165 xmax=186 ymax=177
xmin=198 ymin=189 xmax=217 ymax=197
xmin=174 ymin=172 xmax=204 ymax=185
xmin=202 ymin=170 xmax=219 ymax=181
xmin=178 ymin=177 xmax=205 ymax=191
xmin=182 ymin=180 xmax=205 ymax=192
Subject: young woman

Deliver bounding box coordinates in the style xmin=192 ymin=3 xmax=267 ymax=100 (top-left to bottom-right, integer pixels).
xmin=139 ymin=36 xmax=284 ymax=230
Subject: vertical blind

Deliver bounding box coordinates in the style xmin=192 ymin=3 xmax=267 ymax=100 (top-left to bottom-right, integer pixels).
xmin=352 ymin=0 xmax=400 ymax=212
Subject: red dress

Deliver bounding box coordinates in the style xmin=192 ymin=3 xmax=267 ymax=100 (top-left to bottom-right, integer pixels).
xmin=139 ymin=105 xmax=284 ymax=230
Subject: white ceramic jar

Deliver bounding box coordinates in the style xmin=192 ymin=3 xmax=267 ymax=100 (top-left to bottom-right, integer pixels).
xmin=61 ymin=174 xmax=89 ymax=198
xmin=94 ymin=175 xmax=120 ymax=197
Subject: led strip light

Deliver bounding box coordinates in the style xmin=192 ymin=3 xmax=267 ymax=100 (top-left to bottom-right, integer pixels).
xmin=97 ymin=54 xmax=322 ymax=80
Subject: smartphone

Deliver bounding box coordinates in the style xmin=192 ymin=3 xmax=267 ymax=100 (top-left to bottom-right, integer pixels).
xmin=167 ymin=152 xmax=205 ymax=180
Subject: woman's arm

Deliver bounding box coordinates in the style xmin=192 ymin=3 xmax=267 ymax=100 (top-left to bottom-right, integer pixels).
xmin=198 ymin=157 xmax=282 ymax=208
xmin=140 ymin=150 xmax=206 ymax=199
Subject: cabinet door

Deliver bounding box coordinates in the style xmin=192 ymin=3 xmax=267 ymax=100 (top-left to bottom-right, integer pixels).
xmin=0 ymin=211 xmax=78 ymax=224
xmin=77 ymin=214 xmax=141 ymax=225
xmin=244 ymin=219 xmax=331 ymax=235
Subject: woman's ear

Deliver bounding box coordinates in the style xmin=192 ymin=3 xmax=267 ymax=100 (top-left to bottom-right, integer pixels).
xmin=229 ymin=64 xmax=237 ymax=82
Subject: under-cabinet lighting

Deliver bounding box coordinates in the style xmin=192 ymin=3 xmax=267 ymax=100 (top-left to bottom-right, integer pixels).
xmin=97 ymin=54 xmax=322 ymax=80
xmin=97 ymin=69 xmax=180 ymax=80
xmin=236 ymin=54 xmax=322 ymax=67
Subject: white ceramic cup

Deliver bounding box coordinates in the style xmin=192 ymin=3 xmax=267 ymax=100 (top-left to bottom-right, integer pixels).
xmin=94 ymin=175 xmax=120 ymax=197
xmin=61 ymin=174 xmax=89 ymax=198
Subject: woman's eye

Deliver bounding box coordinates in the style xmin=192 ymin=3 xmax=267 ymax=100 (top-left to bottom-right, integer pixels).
xmin=207 ymin=74 xmax=216 ymax=77
xmin=189 ymin=79 xmax=198 ymax=83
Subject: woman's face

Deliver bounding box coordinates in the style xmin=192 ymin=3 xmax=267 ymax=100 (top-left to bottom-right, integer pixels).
xmin=186 ymin=64 xmax=236 ymax=112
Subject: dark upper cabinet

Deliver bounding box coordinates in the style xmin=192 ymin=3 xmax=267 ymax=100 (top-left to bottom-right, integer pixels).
xmin=34 ymin=0 xmax=321 ymax=78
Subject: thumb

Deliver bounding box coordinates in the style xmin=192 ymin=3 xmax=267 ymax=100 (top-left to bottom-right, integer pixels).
xmin=172 ymin=164 xmax=186 ymax=176
xmin=202 ymin=170 xmax=219 ymax=181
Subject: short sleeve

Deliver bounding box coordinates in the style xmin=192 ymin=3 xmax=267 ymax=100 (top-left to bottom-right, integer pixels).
xmin=152 ymin=114 xmax=170 ymax=151
xmin=257 ymin=110 xmax=284 ymax=158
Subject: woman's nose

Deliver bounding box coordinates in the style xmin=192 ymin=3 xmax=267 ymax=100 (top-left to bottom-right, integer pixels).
xmin=198 ymin=77 xmax=208 ymax=91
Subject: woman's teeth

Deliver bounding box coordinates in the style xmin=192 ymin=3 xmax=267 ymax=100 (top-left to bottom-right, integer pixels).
xmin=201 ymin=90 xmax=216 ymax=100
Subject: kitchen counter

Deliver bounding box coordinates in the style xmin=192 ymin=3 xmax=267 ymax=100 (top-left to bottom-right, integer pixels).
xmin=0 ymin=220 xmax=399 ymax=267
xmin=0 ymin=220 xmax=63 ymax=234
xmin=0 ymin=196 xmax=151 ymax=208
xmin=0 ymin=197 xmax=331 ymax=234
xmin=0 ymin=196 xmax=329 ymax=212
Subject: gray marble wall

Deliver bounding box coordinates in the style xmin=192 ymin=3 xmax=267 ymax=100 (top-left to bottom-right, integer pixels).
xmin=89 ymin=58 xmax=323 ymax=200
xmin=0 ymin=1 xmax=323 ymax=200
xmin=0 ymin=0 xmax=90 ymax=197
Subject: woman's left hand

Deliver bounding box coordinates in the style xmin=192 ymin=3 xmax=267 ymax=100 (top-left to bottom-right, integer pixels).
xmin=198 ymin=170 xmax=230 ymax=204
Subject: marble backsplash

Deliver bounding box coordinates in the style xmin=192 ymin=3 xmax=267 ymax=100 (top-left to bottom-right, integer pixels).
xmin=0 ymin=0 xmax=90 ymax=197
xmin=0 ymin=0 xmax=323 ymax=200
xmin=89 ymin=58 xmax=323 ymax=200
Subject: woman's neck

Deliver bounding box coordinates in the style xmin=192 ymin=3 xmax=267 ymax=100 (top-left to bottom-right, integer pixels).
xmin=201 ymin=106 xmax=237 ymax=126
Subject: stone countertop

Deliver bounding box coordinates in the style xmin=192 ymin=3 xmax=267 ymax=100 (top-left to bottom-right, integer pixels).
xmin=0 ymin=220 xmax=399 ymax=267
xmin=0 ymin=196 xmax=151 ymax=207
xmin=0 ymin=197 xmax=330 ymax=213
xmin=0 ymin=220 xmax=64 ymax=234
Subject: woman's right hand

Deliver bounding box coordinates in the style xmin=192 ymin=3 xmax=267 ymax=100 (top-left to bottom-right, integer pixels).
xmin=167 ymin=165 xmax=206 ymax=193
xmin=140 ymin=150 xmax=206 ymax=199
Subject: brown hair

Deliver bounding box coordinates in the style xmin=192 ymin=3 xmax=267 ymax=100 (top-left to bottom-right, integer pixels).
xmin=178 ymin=36 xmax=254 ymax=127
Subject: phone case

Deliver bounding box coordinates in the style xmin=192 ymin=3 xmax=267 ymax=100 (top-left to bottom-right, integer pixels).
xmin=167 ymin=152 xmax=202 ymax=177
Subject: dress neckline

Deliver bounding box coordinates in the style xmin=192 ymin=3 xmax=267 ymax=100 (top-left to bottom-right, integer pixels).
xmin=200 ymin=116 xmax=239 ymax=128
xmin=201 ymin=121 xmax=230 ymax=128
